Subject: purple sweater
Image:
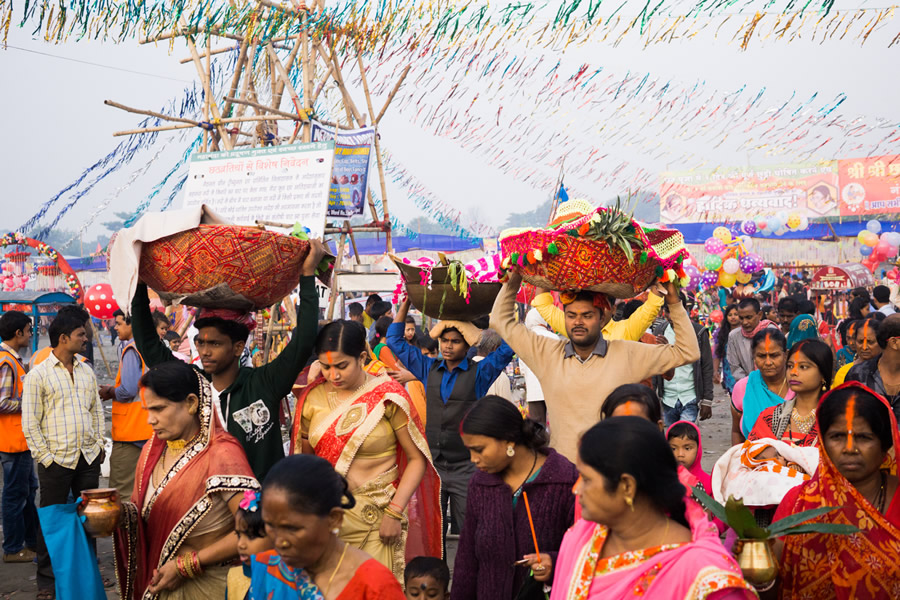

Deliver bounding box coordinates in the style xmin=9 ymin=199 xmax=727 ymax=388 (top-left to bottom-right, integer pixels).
xmin=450 ymin=448 xmax=577 ymax=600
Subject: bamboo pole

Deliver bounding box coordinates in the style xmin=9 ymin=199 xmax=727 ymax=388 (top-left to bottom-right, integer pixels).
xmin=182 ymin=23 xmax=234 ymax=150
xmin=300 ymin=12 xmax=312 ymax=143
xmin=347 ymin=223 xmax=361 ymax=265
xmin=103 ymin=100 xmax=199 ymax=126
xmin=218 ymin=41 xmax=249 ymax=127
xmin=113 ymin=115 xmax=302 ymax=137
xmin=375 ymin=65 xmax=411 ymax=124
xmin=316 ymin=41 xmax=364 ymax=125
xmin=225 ymin=95 xmax=303 ymax=121
xmin=272 ymin=29 xmax=303 ymax=109
xmin=262 ymin=303 xmax=279 ymax=364
xmin=355 ymin=50 xmax=392 ymax=252
xmin=231 ymin=42 xmax=257 ymax=145
xmin=255 ymin=220 xmax=387 ymax=233
xmin=88 ymin=321 xmax=113 ymax=378
xmin=311 ymin=62 xmax=336 ymax=105
xmin=326 ymin=229 xmax=347 ymax=321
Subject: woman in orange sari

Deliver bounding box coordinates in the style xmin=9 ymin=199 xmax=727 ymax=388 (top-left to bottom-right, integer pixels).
xmin=371 ymin=316 xmax=427 ymax=425
xmin=290 ymin=320 xmax=441 ymax=581
xmin=775 ymin=381 xmax=900 ymax=598
xmin=114 ymin=361 xmax=258 ymax=600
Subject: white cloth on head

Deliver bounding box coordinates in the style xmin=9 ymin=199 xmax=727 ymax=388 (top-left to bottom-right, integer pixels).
xmin=109 ymin=205 xmax=226 ymax=316
xmin=711 ymin=438 xmax=819 ymax=507
xmin=522 ymin=308 xmax=560 ymax=403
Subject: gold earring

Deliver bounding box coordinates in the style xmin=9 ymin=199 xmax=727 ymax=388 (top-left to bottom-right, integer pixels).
xmin=625 ymin=497 xmax=634 ymax=512
xmin=506 ymin=445 xmax=515 ymax=457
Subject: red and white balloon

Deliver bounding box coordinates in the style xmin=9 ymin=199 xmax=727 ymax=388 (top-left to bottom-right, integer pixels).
xmin=85 ymin=283 xmax=120 ymax=319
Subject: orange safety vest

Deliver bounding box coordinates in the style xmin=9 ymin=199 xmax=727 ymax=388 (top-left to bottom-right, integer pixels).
xmin=0 ymin=349 xmax=28 ymax=453
xmin=112 ymin=341 xmax=153 ymax=442
xmin=30 ymin=346 xmax=89 ymax=369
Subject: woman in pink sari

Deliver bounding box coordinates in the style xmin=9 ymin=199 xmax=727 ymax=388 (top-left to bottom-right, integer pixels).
xmin=550 ymin=417 xmax=756 ymax=600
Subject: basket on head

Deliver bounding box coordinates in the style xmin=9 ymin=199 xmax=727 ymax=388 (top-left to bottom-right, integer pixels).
xmin=139 ymin=225 xmax=311 ymax=311
xmin=393 ymin=255 xmax=502 ymax=321
xmin=499 ymin=202 xmax=687 ymax=298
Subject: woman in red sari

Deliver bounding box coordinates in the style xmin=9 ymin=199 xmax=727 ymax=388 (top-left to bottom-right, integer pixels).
xmin=115 ymin=361 xmax=258 ymax=600
xmin=749 ymin=339 xmax=833 ymax=446
xmin=775 ymin=382 xmax=900 ymax=599
xmin=291 ymin=320 xmax=441 ymax=581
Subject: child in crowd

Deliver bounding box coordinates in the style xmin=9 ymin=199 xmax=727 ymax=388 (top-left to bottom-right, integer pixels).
xmin=404 ymin=557 xmax=450 ymax=600
xmin=226 ymin=490 xmax=272 ymax=600
xmin=666 ymin=421 xmax=711 ymax=495
xmin=667 ymin=421 xmax=725 ymax=534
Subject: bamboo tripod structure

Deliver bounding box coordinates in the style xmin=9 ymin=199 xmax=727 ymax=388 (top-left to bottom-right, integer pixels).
xmin=105 ymin=0 xmax=413 ymax=354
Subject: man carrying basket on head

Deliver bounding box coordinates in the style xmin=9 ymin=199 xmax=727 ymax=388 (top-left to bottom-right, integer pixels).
xmin=130 ymin=240 xmax=327 ymax=482
xmin=490 ymin=273 xmax=700 ymax=462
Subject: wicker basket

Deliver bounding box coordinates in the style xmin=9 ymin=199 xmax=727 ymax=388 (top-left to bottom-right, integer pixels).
xmin=139 ymin=225 xmax=310 ymax=310
xmin=394 ymin=258 xmax=501 ymax=321
xmin=500 ymin=217 xmax=687 ymax=299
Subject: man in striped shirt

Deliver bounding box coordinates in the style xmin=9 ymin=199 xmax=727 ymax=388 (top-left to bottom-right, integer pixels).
xmin=22 ymin=311 xmax=105 ymax=599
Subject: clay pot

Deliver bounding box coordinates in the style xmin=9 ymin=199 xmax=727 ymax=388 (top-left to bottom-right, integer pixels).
xmin=79 ymin=488 xmax=122 ymax=538
xmin=734 ymin=538 xmax=777 ymax=585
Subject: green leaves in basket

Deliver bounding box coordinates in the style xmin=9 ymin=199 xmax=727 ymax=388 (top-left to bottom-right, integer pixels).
xmin=766 ymin=506 xmax=857 ymax=537
xmin=691 ymin=488 xmax=859 ymax=539
xmin=568 ymin=196 xmax=644 ymax=263
xmin=446 ymin=261 xmax=469 ymax=299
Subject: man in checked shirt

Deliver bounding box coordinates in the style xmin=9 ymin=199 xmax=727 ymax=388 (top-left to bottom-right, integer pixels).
xmin=22 ymin=311 xmax=106 ymax=599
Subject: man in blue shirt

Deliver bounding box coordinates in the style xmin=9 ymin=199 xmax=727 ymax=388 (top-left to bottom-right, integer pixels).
xmin=387 ymin=299 xmax=514 ymax=529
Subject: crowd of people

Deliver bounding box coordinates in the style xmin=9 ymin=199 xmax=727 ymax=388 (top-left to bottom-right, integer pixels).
xmin=2 ymin=244 xmax=900 ymax=599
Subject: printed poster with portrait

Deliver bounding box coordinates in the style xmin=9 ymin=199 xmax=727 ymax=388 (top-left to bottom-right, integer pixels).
xmin=310 ymin=121 xmax=375 ymax=219
xmin=838 ymin=155 xmax=900 ymax=216
xmin=658 ymin=162 xmax=839 ymax=224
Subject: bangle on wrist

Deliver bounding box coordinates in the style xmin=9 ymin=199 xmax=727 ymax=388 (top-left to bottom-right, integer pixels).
xmin=384 ymin=507 xmax=404 ymax=521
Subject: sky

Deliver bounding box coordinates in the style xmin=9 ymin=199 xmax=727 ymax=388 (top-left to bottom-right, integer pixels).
xmin=1 ymin=0 xmax=898 ymax=249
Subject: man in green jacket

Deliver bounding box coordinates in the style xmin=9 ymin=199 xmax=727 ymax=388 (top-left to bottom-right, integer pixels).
xmin=131 ymin=240 xmax=325 ymax=481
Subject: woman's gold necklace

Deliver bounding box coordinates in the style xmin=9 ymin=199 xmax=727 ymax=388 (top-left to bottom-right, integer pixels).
xmin=322 ymin=542 xmax=348 ymax=597
xmin=790 ymin=407 xmax=816 ymax=434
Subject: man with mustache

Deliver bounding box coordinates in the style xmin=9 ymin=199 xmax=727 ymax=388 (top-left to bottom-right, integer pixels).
xmin=490 ymin=272 xmax=700 ymax=462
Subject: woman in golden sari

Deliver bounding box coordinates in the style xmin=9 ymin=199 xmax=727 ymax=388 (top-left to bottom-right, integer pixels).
xmin=114 ymin=361 xmax=259 ymax=600
xmin=290 ymin=320 xmax=442 ymax=581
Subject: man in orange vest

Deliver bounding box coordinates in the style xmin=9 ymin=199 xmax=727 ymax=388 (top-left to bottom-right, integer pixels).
xmin=0 ymin=310 xmax=38 ymax=563
xmin=98 ymin=309 xmax=151 ymax=502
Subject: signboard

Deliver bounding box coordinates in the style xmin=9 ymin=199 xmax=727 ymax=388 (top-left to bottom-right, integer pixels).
xmin=810 ymin=263 xmax=874 ymax=291
xmin=183 ymin=142 xmax=335 ymax=239
xmin=659 ymin=162 xmax=839 ymax=223
xmin=310 ymin=122 xmax=375 ymax=218
xmin=838 ymin=155 xmax=900 ymax=216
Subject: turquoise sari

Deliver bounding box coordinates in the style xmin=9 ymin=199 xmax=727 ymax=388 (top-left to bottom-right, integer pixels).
xmin=786 ymin=314 xmax=818 ymax=349
xmin=741 ymin=370 xmax=790 ymax=438
xmin=249 ymin=551 xmax=323 ymax=600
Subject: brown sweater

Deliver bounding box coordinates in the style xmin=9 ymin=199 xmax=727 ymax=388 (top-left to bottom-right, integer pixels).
xmin=490 ymin=273 xmax=701 ymax=461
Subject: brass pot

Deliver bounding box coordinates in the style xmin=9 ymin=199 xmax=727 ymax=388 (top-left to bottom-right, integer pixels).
xmin=78 ymin=488 xmax=122 ymax=538
xmin=735 ymin=538 xmax=778 ymax=585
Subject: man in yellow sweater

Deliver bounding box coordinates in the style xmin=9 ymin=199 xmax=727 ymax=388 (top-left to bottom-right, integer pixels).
xmin=490 ymin=273 xmax=700 ymax=461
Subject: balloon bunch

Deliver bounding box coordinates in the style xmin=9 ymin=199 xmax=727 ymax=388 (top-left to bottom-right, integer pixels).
xmin=742 ymin=211 xmax=809 ymax=238
xmin=858 ymin=220 xmax=900 ymax=273
xmin=0 ymin=262 xmax=30 ymax=291
xmin=700 ymin=227 xmax=765 ymax=288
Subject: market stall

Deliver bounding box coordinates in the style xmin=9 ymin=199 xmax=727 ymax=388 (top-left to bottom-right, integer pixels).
xmin=0 ymin=290 xmax=76 ymax=353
